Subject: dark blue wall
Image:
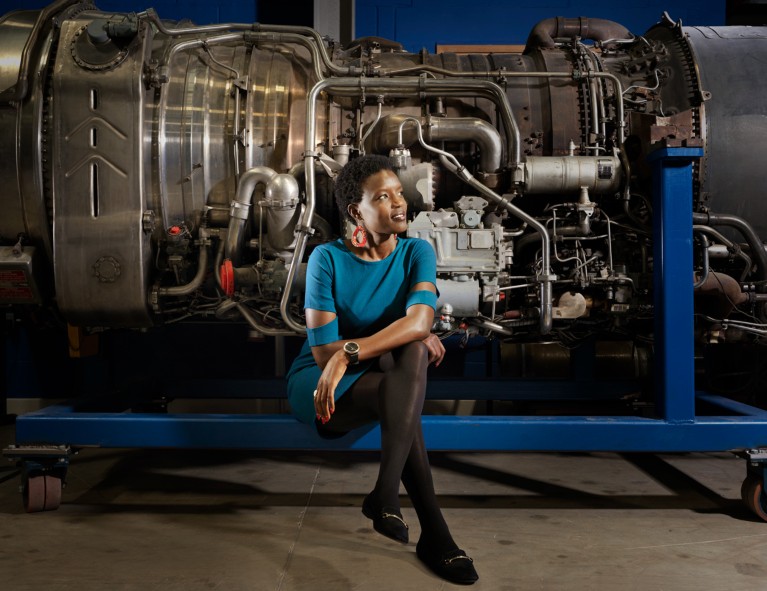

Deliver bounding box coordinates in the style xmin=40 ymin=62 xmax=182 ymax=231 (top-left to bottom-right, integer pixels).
xmin=358 ymin=1 xmax=725 ymax=51
xmin=0 ymin=1 xmax=255 ymax=23
xmin=1 ymin=1 xmax=725 ymax=51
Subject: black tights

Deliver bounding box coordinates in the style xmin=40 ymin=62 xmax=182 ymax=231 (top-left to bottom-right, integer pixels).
xmin=320 ymin=341 xmax=456 ymax=550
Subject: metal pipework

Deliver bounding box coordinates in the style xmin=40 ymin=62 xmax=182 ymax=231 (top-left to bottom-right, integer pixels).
xmin=141 ymin=10 xmax=351 ymax=78
xmin=371 ymin=114 xmax=503 ymax=173
xmin=140 ymin=8 xmax=252 ymax=35
xmin=694 ymin=225 xmax=753 ymax=283
xmin=279 ymin=75 xmax=525 ymax=332
xmin=441 ymin=156 xmax=555 ymax=334
xmin=378 ymin=67 xmax=626 ymax=148
xmin=359 ymin=96 xmax=384 ymax=153
xmin=263 ymin=173 xmax=301 ymax=254
xmin=693 ymin=212 xmax=767 ymax=287
xmin=156 ymin=33 xmax=250 ymax=181
xmin=326 ymin=85 xmax=523 ymax=169
xmin=394 ymin=115 xmax=553 ymax=334
xmin=235 ymin=302 xmax=297 ymax=336
xmin=315 ymin=77 xmax=521 ymax=165
xmin=250 ymin=23 xmax=359 ymax=77
xmin=429 ymin=118 xmax=503 ymax=172
xmin=241 ymin=31 xmax=325 ymax=81
xmin=524 ymin=17 xmax=633 ymax=52
xmin=160 ymin=31 xmax=324 ymax=83
xmin=694 ymin=233 xmax=710 ymax=289
xmin=225 ymin=167 xmax=277 ymax=266
xmin=156 ymin=235 xmax=210 ymax=297
xmin=577 ymin=41 xmax=607 ymax=146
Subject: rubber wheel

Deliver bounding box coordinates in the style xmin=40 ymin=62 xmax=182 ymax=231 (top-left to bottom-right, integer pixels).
xmin=23 ymin=473 xmax=63 ymax=513
xmin=741 ymin=473 xmax=767 ymax=521
xmin=23 ymin=475 xmax=46 ymax=513
xmin=43 ymin=475 xmax=62 ymax=511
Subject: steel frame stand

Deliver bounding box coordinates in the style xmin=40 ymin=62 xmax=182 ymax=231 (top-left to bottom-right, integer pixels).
xmin=5 ymin=146 xmax=767 ymax=511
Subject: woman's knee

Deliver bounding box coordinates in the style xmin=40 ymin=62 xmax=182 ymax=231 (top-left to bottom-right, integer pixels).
xmin=394 ymin=341 xmax=430 ymax=376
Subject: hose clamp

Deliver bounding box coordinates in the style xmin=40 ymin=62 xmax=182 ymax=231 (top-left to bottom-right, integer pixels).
xmin=230 ymin=200 xmax=251 ymax=220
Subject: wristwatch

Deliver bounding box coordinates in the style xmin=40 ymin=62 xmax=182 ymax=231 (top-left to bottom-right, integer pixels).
xmin=343 ymin=341 xmax=360 ymax=365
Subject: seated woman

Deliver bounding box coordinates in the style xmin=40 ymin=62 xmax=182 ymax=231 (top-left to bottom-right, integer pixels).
xmin=287 ymin=154 xmax=478 ymax=584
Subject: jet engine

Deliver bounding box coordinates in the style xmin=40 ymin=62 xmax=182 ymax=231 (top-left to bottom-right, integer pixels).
xmin=2 ymin=3 xmax=766 ymax=396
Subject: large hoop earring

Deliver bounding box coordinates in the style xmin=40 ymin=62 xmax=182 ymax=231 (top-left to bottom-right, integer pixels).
xmin=351 ymin=224 xmax=368 ymax=247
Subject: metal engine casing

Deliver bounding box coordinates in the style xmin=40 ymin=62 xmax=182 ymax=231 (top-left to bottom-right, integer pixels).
xmin=0 ymin=5 xmax=765 ymax=368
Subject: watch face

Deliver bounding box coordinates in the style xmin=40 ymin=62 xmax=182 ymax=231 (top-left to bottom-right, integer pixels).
xmin=345 ymin=342 xmax=359 ymax=354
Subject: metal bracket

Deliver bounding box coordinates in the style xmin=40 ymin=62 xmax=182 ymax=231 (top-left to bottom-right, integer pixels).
xmin=4 ymin=444 xmax=72 ymax=462
xmin=3 ymin=445 xmax=72 ymax=478
xmin=735 ymin=448 xmax=767 ymax=464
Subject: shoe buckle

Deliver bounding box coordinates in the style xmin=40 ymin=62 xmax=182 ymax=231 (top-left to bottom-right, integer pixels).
xmin=380 ymin=511 xmax=409 ymax=529
xmin=443 ymin=554 xmax=472 ymax=565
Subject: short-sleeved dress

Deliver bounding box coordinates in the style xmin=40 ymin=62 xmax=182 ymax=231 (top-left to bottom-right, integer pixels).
xmin=286 ymin=237 xmax=438 ymax=424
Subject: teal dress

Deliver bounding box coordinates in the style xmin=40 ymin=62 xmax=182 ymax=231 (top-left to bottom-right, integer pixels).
xmin=286 ymin=237 xmax=437 ymax=423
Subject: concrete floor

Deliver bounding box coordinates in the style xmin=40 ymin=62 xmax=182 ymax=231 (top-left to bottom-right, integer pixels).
xmin=2 ymin=421 xmax=767 ymax=590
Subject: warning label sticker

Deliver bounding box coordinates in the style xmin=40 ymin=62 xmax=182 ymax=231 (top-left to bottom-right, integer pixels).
xmin=0 ymin=269 xmax=34 ymax=301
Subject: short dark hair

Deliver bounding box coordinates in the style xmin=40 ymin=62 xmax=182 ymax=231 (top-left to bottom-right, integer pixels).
xmin=334 ymin=154 xmax=394 ymax=222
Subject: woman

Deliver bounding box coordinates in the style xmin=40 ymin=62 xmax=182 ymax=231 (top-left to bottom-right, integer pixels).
xmin=287 ymin=154 xmax=478 ymax=584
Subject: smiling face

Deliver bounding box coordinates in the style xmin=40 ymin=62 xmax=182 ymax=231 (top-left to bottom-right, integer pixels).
xmin=348 ymin=169 xmax=408 ymax=238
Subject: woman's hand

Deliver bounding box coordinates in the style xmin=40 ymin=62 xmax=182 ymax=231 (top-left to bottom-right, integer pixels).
xmin=422 ymin=333 xmax=445 ymax=367
xmin=314 ymin=349 xmax=350 ymax=423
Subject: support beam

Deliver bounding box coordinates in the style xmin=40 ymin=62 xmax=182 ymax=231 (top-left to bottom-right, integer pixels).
xmin=647 ymin=147 xmax=704 ymax=424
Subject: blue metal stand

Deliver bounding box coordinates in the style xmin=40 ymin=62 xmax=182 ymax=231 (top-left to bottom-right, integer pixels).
xmin=649 ymin=147 xmax=699 ymax=424
xmin=6 ymin=146 xmax=767 ymax=456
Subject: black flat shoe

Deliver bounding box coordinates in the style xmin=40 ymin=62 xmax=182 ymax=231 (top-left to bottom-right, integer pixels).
xmin=416 ymin=539 xmax=478 ymax=585
xmin=362 ymin=494 xmax=409 ymax=543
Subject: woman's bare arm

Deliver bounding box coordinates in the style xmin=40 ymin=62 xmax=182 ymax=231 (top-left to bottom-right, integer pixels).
xmin=309 ymin=281 xmax=443 ymax=421
xmin=307 ymin=281 xmax=435 ymax=369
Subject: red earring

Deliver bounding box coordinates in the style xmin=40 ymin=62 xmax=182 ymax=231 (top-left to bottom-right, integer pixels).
xmin=351 ymin=224 xmax=367 ymax=247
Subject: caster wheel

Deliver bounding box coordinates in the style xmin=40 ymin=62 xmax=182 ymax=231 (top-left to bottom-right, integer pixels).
xmin=23 ymin=474 xmax=45 ymax=513
xmin=741 ymin=474 xmax=767 ymax=521
xmin=43 ymin=475 xmax=62 ymax=511
xmin=23 ymin=473 xmax=63 ymax=513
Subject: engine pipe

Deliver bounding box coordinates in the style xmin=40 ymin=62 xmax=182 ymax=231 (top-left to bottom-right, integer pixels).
xmin=428 ymin=117 xmax=504 ymax=172
xmin=156 ymin=236 xmax=210 ymax=297
xmin=235 ymin=302 xmax=296 ymax=336
xmin=315 ymin=78 xmax=522 ymax=168
xmin=693 ymin=233 xmax=710 ymax=289
xmin=139 ymin=9 xmax=360 ymax=80
xmin=140 ymin=7 xmax=251 ymax=35
xmin=141 ymin=7 xmax=337 ymax=75
xmin=391 ymin=115 xmax=554 ymax=334
xmin=577 ymin=41 xmax=607 ymax=146
xmin=280 ymin=75 xmax=528 ymax=332
xmin=524 ymin=17 xmax=633 ymax=52
xmin=692 ymin=212 xmax=767 ymax=288
xmin=359 ymin=96 xmax=384 ymax=153
xmin=249 ymin=23 xmax=359 ymax=77
xmin=440 ymin=154 xmax=555 ymax=334
xmin=371 ymin=113 xmax=503 ymax=173
xmin=693 ymin=225 xmax=753 ymax=283
xmin=225 ymin=166 xmax=277 ymax=266
xmin=377 ymin=67 xmax=627 ymax=148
